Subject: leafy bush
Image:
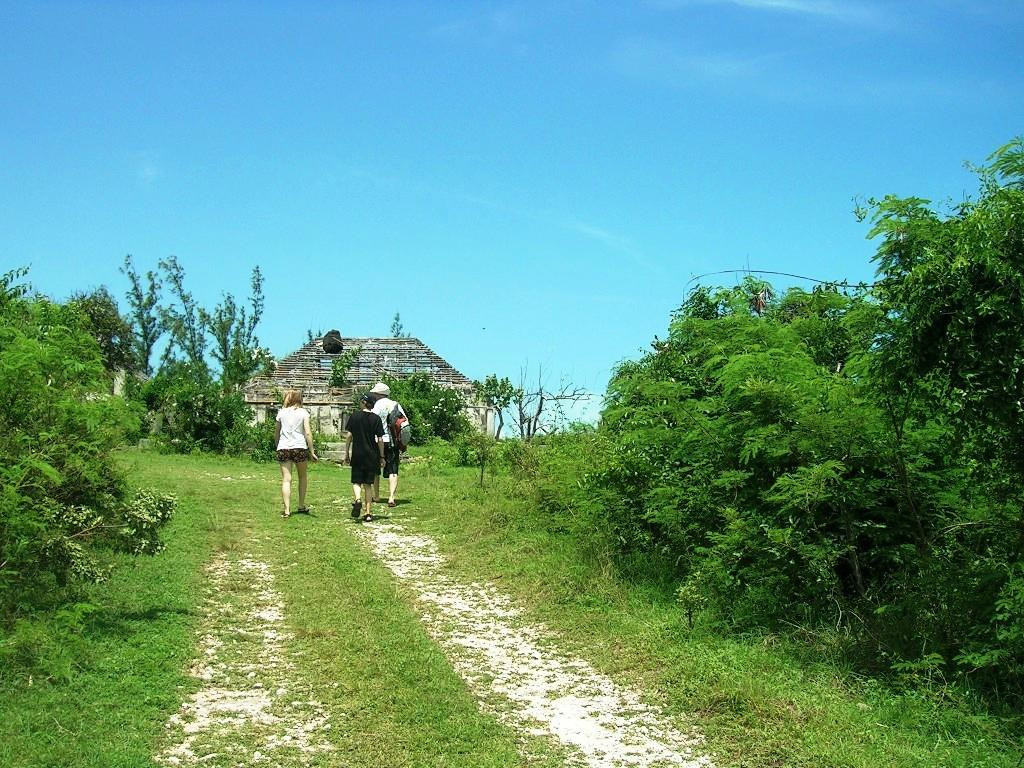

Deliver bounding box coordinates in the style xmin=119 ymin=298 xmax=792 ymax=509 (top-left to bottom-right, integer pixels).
xmin=224 ymin=413 xmax=277 ymax=462
xmin=0 ymin=270 xmax=175 ymax=620
xmin=452 ymin=433 xmax=484 ymax=467
xmin=429 ymin=142 xmax=1024 ymax=703
xmin=490 ymin=438 xmax=539 ymax=475
xmin=329 ymin=346 xmax=361 ymax=387
xmin=596 ymin=272 xmax=1024 ymax=698
xmin=141 ymin=361 xmax=252 ymax=453
xmin=383 ymin=372 xmax=471 ymax=443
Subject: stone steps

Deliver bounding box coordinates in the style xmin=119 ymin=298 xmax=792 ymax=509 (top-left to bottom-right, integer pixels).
xmin=320 ymin=442 xmax=347 ymax=463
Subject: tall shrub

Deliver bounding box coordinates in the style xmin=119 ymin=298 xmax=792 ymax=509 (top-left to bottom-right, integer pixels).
xmin=383 ymin=372 xmax=471 ymax=443
xmin=597 ymin=272 xmax=1022 ymax=696
xmin=0 ymin=270 xmax=174 ymax=619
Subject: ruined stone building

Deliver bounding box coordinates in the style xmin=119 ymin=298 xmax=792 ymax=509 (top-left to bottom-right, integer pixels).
xmin=244 ymin=333 xmax=495 ymax=438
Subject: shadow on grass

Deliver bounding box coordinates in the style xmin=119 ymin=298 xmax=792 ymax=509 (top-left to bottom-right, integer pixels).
xmin=88 ymin=604 xmax=196 ymax=636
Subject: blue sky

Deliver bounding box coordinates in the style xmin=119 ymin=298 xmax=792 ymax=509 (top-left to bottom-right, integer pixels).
xmin=2 ymin=1 xmax=1022 ymax=417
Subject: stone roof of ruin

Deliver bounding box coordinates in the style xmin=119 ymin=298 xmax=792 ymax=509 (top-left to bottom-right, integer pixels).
xmin=244 ymin=336 xmax=476 ymax=404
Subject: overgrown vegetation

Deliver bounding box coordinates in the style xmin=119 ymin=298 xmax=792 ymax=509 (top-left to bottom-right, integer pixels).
xmin=113 ymin=255 xmax=276 ymax=455
xmin=470 ymin=141 xmax=1024 ymax=709
xmin=425 ymin=438 xmax=1022 ymax=766
xmin=2 ymin=139 xmax=1023 ymax=762
xmin=383 ymin=372 xmax=472 ymax=443
xmin=328 ymin=345 xmax=362 ymax=388
xmin=0 ymin=268 xmax=175 ymax=633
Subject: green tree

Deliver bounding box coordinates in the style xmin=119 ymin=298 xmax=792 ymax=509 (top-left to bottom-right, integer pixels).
xmin=120 ymin=254 xmax=164 ymax=375
xmin=122 ymin=257 xmax=273 ymax=453
xmin=153 ymin=257 xmax=271 ymax=389
xmin=158 ymin=255 xmax=207 ymax=368
xmin=473 ymin=374 xmax=517 ymax=439
xmin=0 ymin=268 xmax=174 ymax=619
xmin=201 ymin=265 xmax=273 ymax=391
xmin=384 ymin=372 xmax=470 ymax=443
xmin=866 ymin=137 xmax=1024 ymax=476
xmin=390 ymin=312 xmax=409 ymax=338
xmin=67 ymin=286 xmax=135 ymax=374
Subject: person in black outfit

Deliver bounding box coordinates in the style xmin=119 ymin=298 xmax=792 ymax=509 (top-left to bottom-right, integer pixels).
xmin=343 ymin=393 xmax=385 ymax=522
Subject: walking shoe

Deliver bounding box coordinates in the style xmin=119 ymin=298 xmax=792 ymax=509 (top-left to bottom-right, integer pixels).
xmin=351 ymin=500 xmax=362 ymax=519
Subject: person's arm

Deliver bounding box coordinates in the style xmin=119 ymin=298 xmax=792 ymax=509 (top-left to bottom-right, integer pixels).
xmin=303 ymin=413 xmax=318 ymax=462
xmin=274 ymin=419 xmax=281 ymax=449
xmin=344 ymin=431 xmax=353 ymax=466
xmin=375 ymin=415 xmax=386 ymax=468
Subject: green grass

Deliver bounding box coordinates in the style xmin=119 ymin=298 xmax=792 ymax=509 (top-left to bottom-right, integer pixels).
xmin=398 ymin=450 xmax=1024 ymax=768
xmin=0 ymin=453 xmax=214 ymax=768
xmin=0 ymin=450 xmax=539 ymax=767
xmin=3 ymin=446 xmax=1021 ymax=767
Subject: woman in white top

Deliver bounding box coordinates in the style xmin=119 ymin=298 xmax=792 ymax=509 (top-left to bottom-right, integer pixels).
xmin=274 ymin=389 xmax=318 ymax=517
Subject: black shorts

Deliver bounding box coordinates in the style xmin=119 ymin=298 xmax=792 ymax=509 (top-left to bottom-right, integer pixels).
xmin=382 ymin=443 xmax=401 ymax=476
xmin=277 ymin=448 xmax=309 ymax=463
xmin=351 ymin=462 xmax=378 ymax=486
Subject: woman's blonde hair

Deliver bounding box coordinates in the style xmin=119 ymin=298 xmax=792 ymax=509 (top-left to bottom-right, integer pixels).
xmin=282 ymin=389 xmax=303 ymax=408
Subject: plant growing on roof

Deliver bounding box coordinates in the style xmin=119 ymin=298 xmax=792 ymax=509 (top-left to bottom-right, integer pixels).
xmin=329 ymin=346 xmax=362 ymax=388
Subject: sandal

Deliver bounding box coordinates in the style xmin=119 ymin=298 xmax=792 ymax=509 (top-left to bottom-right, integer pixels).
xmin=296 ymin=506 xmax=310 ymax=515
xmin=351 ymin=500 xmax=362 ymax=519
xmin=387 ymin=500 xmax=396 ymax=508
xmin=362 ymin=513 xmax=374 ymax=523
xmin=281 ymin=510 xmax=290 ymax=518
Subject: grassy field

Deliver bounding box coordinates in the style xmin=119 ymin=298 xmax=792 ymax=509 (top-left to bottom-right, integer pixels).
xmin=402 ymin=449 xmax=1023 ymax=768
xmin=0 ymin=450 xmax=542 ymax=768
xmin=1 ymin=446 xmax=1021 ymax=767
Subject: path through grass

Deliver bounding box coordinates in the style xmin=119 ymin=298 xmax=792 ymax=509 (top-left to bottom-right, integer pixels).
xmin=2 ymin=448 xmax=1021 ymax=767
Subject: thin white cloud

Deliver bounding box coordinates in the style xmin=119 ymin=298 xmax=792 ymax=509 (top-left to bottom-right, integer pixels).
xmin=431 ymin=7 xmax=526 ymax=42
xmin=348 ymin=166 xmax=650 ymax=269
xmin=568 ymin=219 xmax=638 ymax=255
xmin=129 ymin=150 xmax=161 ymax=185
xmin=609 ymin=32 xmax=1018 ymax=109
xmin=611 ymin=36 xmax=767 ymax=86
xmin=650 ymin=0 xmax=880 ymax=25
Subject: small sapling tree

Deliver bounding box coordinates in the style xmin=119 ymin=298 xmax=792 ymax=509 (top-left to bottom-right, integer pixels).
xmin=473 ymin=374 xmax=517 ymax=439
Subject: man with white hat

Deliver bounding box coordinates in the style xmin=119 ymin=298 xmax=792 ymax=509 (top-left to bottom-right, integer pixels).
xmin=369 ymin=381 xmax=409 ymax=508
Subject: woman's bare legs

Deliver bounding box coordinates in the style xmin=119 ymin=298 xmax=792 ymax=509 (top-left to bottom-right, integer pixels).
xmin=280 ymin=461 xmax=293 ymax=516
xmin=296 ymin=461 xmax=309 ymax=510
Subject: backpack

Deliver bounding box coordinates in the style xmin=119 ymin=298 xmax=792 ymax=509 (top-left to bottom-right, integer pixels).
xmin=387 ymin=404 xmax=411 ymax=452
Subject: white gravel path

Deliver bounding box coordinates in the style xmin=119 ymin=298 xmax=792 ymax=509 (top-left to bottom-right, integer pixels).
xmin=354 ymin=518 xmax=712 ymax=768
xmin=155 ymin=555 xmax=332 ymax=767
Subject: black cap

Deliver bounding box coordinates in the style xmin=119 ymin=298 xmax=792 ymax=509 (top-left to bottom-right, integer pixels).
xmin=360 ymin=392 xmax=375 ymax=405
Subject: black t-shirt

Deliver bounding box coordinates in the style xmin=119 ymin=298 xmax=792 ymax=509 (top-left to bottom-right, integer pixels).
xmin=346 ymin=410 xmax=384 ymax=468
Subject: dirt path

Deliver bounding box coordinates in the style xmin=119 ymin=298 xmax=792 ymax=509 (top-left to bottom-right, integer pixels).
xmin=354 ymin=516 xmax=712 ymax=768
xmin=156 ymin=510 xmax=711 ymax=767
xmin=156 ymin=554 xmax=333 ymax=767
